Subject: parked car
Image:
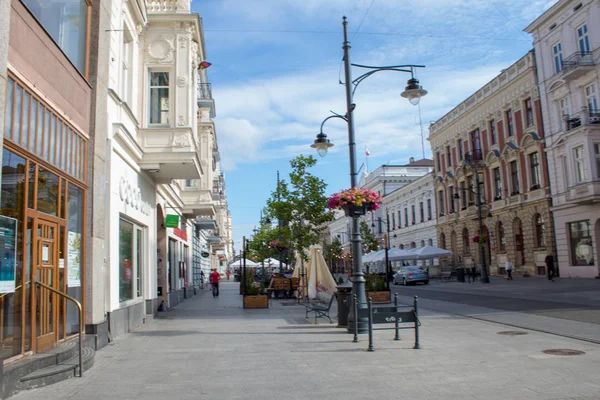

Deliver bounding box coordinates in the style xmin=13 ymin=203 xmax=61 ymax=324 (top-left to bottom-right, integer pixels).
xmin=393 ymin=266 xmax=429 ymax=285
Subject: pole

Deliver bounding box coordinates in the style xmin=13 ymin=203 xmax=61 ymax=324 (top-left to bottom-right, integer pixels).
xmin=475 ymin=169 xmax=489 ymax=283
xmin=342 ymin=16 xmax=367 ymax=334
xmin=385 ymin=214 xmax=391 ymax=290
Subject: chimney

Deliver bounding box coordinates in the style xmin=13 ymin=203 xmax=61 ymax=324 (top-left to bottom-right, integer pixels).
xmin=409 ymin=157 xmax=415 ymax=164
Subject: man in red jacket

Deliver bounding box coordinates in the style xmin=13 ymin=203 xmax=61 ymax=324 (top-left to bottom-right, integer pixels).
xmin=210 ymin=268 xmax=220 ymax=297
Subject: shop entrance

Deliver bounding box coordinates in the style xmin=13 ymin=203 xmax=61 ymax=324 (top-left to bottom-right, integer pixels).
xmin=33 ymin=218 xmax=60 ymax=352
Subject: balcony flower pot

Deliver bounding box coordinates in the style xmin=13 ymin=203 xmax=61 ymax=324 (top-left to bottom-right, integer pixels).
xmin=327 ymin=187 xmax=381 ymax=216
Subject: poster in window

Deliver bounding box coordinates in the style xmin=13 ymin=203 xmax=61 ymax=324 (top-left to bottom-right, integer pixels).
xmin=0 ymin=216 xmax=17 ymax=293
xmin=68 ymin=231 xmax=81 ymax=287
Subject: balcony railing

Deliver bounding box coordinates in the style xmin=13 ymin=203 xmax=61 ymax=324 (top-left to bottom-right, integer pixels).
xmin=197 ymin=83 xmax=213 ymax=101
xmin=564 ymin=110 xmax=600 ymax=131
xmin=562 ymin=52 xmax=595 ymax=72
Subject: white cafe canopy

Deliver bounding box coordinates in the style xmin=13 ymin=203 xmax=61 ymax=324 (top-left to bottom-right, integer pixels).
xmin=263 ymin=258 xmax=288 ymax=268
xmin=229 ymin=259 xmax=260 ymax=267
xmin=362 ymin=249 xmax=385 ymax=263
xmin=389 ymin=245 xmax=453 ymax=261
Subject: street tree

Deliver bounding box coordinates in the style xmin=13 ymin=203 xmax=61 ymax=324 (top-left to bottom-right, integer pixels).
xmin=360 ymin=220 xmax=379 ymax=253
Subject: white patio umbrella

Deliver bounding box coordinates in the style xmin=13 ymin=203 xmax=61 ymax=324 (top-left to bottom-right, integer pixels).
xmin=228 ymin=259 xmax=260 ymax=268
xmin=386 ymin=248 xmax=415 ymax=262
xmin=362 ymin=249 xmax=385 ymax=263
xmin=263 ymin=258 xmax=287 ymax=269
xmin=399 ymin=245 xmax=453 ymax=260
xmin=306 ymin=245 xmax=338 ymax=298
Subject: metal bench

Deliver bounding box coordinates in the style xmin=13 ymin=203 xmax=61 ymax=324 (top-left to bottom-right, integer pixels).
xmin=305 ymin=292 xmax=335 ymax=324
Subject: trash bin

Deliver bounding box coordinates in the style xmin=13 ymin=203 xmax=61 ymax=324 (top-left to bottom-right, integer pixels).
xmin=456 ymin=267 xmax=465 ymax=282
xmin=336 ymin=281 xmax=353 ymax=328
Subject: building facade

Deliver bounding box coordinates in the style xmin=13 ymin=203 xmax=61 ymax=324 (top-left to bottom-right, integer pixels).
xmin=525 ymin=0 xmax=600 ymax=278
xmin=1 ymin=0 xmax=93 ymax=362
xmin=429 ymin=51 xmax=553 ymax=276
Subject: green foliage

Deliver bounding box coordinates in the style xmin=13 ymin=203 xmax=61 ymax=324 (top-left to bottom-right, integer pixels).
xmin=244 ymin=269 xmax=265 ymax=295
xmin=359 ymin=220 xmax=379 ymax=253
xmin=324 ymin=237 xmax=343 ymax=266
xmin=264 ymin=155 xmax=334 ymax=262
xmin=337 ymin=276 xmax=344 ymax=284
xmin=365 ymin=273 xmax=386 ymax=292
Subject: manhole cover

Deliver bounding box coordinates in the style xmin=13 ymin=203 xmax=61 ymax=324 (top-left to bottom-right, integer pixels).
xmin=497 ymin=331 xmax=528 ymax=336
xmin=542 ymin=349 xmax=585 ymax=356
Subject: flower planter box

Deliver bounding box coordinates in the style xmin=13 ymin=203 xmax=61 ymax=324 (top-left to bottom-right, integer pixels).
xmin=366 ymin=290 xmax=391 ymax=303
xmin=243 ymin=295 xmax=269 ymax=309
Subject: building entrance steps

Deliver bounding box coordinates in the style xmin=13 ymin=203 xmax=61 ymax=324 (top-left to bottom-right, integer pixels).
xmin=13 ymin=280 xmax=600 ymax=400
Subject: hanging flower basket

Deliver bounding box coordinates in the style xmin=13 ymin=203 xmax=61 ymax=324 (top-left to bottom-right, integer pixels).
xmin=327 ymin=187 xmax=381 ymax=217
xmin=472 ymin=235 xmax=488 ymax=246
xmin=268 ymin=239 xmax=289 ymax=252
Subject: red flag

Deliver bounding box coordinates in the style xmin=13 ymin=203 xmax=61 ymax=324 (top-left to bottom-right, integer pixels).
xmin=365 ymin=146 xmax=370 ymax=156
xmin=199 ymin=61 xmax=212 ymax=70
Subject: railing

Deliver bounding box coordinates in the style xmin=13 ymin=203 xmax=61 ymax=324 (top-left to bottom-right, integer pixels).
xmin=197 ymin=83 xmax=213 ymax=101
xmin=562 ymin=51 xmax=595 ymax=72
xmin=34 ymin=281 xmax=84 ymax=377
xmin=146 ymin=0 xmax=190 ymax=12
xmin=565 ymin=110 xmax=600 ymax=131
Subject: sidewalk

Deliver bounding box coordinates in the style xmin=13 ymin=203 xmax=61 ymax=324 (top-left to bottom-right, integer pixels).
xmin=14 ymin=281 xmax=600 ymax=400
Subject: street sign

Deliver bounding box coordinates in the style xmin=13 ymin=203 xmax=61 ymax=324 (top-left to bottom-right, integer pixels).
xmin=165 ymin=214 xmax=179 ymax=228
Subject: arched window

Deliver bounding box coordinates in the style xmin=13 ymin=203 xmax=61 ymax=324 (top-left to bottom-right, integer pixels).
xmin=534 ymin=214 xmax=545 ymax=247
xmin=399 ymin=244 xmax=405 ymax=249
xmin=421 ymin=240 xmax=425 ymax=247
xmin=410 ymin=241 xmax=416 ymax=249
xmin=428 ymin=238 xmax=433 ymax=246
xmin=463 ymin=228 xmax=470 ymax=255
xmin=440 ymin=233 xmax=446 ymax=249
xmin=497 ymin=222 xmax=506 ymax=251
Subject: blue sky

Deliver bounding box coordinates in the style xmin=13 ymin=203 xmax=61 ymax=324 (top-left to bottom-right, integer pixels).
xmin=191 ymin=0 xmax=556 ymax=252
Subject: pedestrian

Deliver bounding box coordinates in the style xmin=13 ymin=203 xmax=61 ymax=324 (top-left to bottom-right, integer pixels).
xmin=210 ymin=268 xmax=220 ymax=297
xmin=505 ymin=259 xmax=514 ymax=280
xmin=226 ymin=270 xmax=231 ymax=281
xmin=200 ymin=270 xmax=205 ymax=289
xmin=545 ymin=253 xmax=555 ymax=282
xmin=467 ymin=266 xmax=475 ymax=283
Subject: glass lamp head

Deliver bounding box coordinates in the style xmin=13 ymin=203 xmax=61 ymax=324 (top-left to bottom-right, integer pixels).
xmin=311 ymin=132 xmax=334 ymax=157
xmin=401 ymin=77 xmax=427 ymax=106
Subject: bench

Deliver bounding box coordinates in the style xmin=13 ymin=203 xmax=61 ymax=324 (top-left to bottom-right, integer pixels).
xmin=305 ymin=292 xmax=335 ymax=324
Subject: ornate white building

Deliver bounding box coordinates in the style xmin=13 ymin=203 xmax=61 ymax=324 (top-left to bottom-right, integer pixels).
xmin=525 ymin=0 xmax=600 ymax=278
xmin=89 ymin=0 xmax=232 ymax=343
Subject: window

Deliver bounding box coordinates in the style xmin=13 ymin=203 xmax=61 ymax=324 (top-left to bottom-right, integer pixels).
xmin=428 ymin=238 xmax=433 ymax=246
xmin=559 ymin=97 xmax=570 ymax=118
xmin=489 ymin=120 xmax=496 ymax=145
xmin=595 ymin=144 xmax=600 ymax=179
xmin=574 ymin=146 xmax=586 ymax=183
xmin=436 ymin=152 xmax=441 ymax=172
xmin=525 ymin=98 xmax=534 ymax=127
xmin=21 ymin=0 xmax=89 ymax=74
xmin=562 ymin=156 xmax=570 ymax=188
xmin=446 ymin=146 xmax=452 ymax=167
xmin=404 ymin=208 xmax=408 ymax=227
xmin=411 ymin=205 xmax=416 ymax=224
xmin=426 ymin=199 xmax=432 ymax=220
xmin=497 ymin=222 xmax=506 ymax=251
xmin=438 ymin=191 xmax=445 ymax=215
xmin=439 ymin=233 xmax=446 ymax=250
xmin=569 ymin=221 xmax=594 ymax=266
xmin=533 ymin=214 xmax=545 ymax=248
xmin=553 ymin=42 xmax=563 ymax=73
xmin=466 ymin=176 xmax=474 ymax=204
xmin=510 ymin=161 xmax=519 ymax=194
xmin=391 ymin=213 xmax=395 ymax=230
xmin=585 ymin=83 xmax=598 ymax=113
xmin=470 ymin=129 xmax=481 ymax=155
xmin=149 ymin=72 xmax=170 ymax=125
xmin=462 ymin=228 xmax=470 ymax=255
xmin=419 ymin=202 xmax=424 ymax=222
xmin=121 ymin=27 xmax=134 ymax=105
xmin=459 ymin=181 xmax=466 ymax=208
xmin=397 ymin=210 xmax=402 ymax=228
xmin=493 ymin=167 xmax=502 ymax=199
xmin=506 ymin=110 xmax=514 ymax=137
xmin=119 ymin=219 xmax=144 ymax=302
xmin=448 ymin=187 xmax=454 ymax=212
xmin=529 ymin=152 xmax=541 ymax=189
xmin=458 ymin=139 xmax=463 ymax=160
xmin=577 ymin=24 xmax=590 ymax=53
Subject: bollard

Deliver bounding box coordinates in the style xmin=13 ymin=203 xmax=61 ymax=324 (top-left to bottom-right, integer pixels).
xmin=367 ymin=297 xmax=374 ymax=352
xmin=394 ymin=293 xmax=400 ymax=341
xmin=413 ymin=295 xmax=420 ymax=349
xmin=353 ymin=294 xmax=358 ymax=343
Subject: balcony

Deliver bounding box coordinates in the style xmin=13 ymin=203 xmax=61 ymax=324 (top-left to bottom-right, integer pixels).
xmin=181 ymin=187 xmax=216 ymax=217
xmin=146 ymin=0 xmax=191 ymax=12
xmin=194 ymin=216 xmax=217 ymax=230
xmin=564 ymin=110 xmax=600 ymax=132
xmin=197 ymin=82 xmax=216 ymax=118
xmin=562 ymin=52 xmax=595 ymax=81
xmin=464 ymin=150 xmax=485 ymax=168
xmin=565 ymin=181 xmax=600 ymax=204
xmin=137 ymin=127 xmax=202 ymax=183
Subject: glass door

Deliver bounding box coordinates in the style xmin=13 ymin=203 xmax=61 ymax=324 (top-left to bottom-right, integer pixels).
xmin=33 ymin=218 xmax=59 ymax=352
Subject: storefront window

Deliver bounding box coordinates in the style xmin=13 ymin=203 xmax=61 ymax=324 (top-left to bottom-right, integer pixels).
xmin=0 ymin=149 xmax=26 ymax=360
xmin=119 ymin=219 xmax=134 ymax=302
xmin=21 ymin=0 xmax=89 ymax=73
xmin=66 ymin=184 xmax=83 ymax=334
xmin=37 ymin=167 xmax=59 ymax=216
xmin=569 ymin=221 xmax=594 ymax=266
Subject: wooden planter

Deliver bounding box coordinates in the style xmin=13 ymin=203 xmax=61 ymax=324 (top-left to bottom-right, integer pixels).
xmin=366 ymin=291 xmax=391 ymax=303
xmin=243 ymin=295 xmax=269 ymax=309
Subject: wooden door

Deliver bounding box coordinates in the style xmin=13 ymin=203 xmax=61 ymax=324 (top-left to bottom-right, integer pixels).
xmin=33 ymin=219 xmax=59 ymax=352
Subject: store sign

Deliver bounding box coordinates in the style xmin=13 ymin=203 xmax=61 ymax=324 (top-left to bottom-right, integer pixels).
xmin=0 ymin=216 xmax=17 ymax=293
xmin=201 ymin=251 xmax=210 ymax=258
xmin=119 ymin=177 xmax=152 ymax=216
xmin=173 ymin=228 xmax=188 ymax=241
xmin=165 ymin=214 xmax=179 ymax=228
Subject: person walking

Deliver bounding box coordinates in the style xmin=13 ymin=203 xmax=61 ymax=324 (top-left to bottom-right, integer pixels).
xmin=200 ymin=270 xmax=205 ymax=289
xmin=505 ymin=259 xmax=514 ymax=280
xmin=210 ymin=268 xmax=220 ymax=297
xmin=226 ymin=270 xmax=231 ymax=281
xmin=545 ymin=253 xmax=555 ymax=282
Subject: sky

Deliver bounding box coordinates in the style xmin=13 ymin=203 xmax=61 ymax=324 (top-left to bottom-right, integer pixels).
xmin=191 ymin=0 xmax=556 ymax=252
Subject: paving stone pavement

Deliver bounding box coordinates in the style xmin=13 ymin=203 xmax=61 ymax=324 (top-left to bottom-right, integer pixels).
xmin=12 ymin=281 xmax=600 ymax=400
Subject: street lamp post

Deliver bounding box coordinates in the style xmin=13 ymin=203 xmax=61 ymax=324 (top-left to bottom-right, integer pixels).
xmin=311 ymin=17 xmax=427 ymax=333
xmin=453 ymin=153 xmax=490 ymax=284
